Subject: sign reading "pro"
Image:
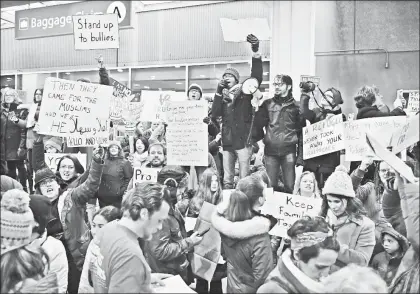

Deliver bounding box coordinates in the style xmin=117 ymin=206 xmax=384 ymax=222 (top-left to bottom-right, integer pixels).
xmin=15 ymin=1 xmax=131 ymax=40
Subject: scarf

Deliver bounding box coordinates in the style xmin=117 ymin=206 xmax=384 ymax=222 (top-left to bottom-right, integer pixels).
xmin=222 ymin=84 xmax=242 ymax=104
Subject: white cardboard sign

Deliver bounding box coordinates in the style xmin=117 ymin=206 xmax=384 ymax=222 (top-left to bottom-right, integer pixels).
xmin=390 ymin=114 xmax=420 ymax=154
xmin=72 ymin=14 xmax=119 ymax=50
xmin=45 ymin=153 xmax=87 ymax=172
xmin=133 ymin=167 xmax=159 ymax=184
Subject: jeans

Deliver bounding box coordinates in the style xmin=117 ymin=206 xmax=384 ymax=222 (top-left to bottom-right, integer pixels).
xmin=222 ymin=146 xmax=252 ymax=189
xmin=195 ymin=278 xmax=223 ymax=294
xmin=265 ymin=153 xmax=296 ymax=193
xmin=7 ymin=160 xmax=27 ymax=190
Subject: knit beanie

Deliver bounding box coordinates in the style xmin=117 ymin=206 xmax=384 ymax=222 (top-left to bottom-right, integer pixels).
xmin=44 ymin=136 xmax=62 ymax=152
xmin=29 ymin=194 xmax=54 ymax=236
xmin=34 ymin=167 xmax=56 ymax=188
xmin=108 ymin=140 xmax=122 ymax=149
xmin=322 ymin=165 xmax=355 ymax=198
xmin=223 ymin=68 xmax=240 ymax=83
xmin=1 ymin=189 xmax=35 ymax=255
xmin=188 ymin=84 xmax=203 ymax=97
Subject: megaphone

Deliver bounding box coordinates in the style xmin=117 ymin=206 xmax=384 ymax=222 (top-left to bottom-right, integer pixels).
xmin=242 ymin=77 xmax=259 ymax=95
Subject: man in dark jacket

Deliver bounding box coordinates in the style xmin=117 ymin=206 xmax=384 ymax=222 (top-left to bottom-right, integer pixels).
xmin=355 ymin=92 xmax=406 ymax=119
xmin=211 ymin=34 xmax=262 ymax=189
xmin=253 ymin=74 xmax=301 ymax=193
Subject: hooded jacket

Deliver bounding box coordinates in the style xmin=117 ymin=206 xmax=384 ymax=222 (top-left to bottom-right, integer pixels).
xmin=253 ymin=94 xmax=301 ymax=157
xmin=212 ymin=212 xmax=274 ymax=293
xmin=371 ymin=227 xmax=409 ymax=285
xmin=96 ymin=147 xmax=133 ymax=208
xmin=211 ymin=56 xmax=263 ymax=151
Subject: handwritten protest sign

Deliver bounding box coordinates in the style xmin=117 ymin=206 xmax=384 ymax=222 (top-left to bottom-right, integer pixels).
xmin=220 ymin=18 xmax=271 ymax=42
xmin=133 ymin=167 xmax=159 ymax=184
xmin=343 ymin=116 xmax=407 ymax=161
xmin=406 ymin=90 xmax=419 ymax=113
xmin=109 ymin=78 xmax=132 ymax=121
xmin=45 ymin=153 xmax=87 ymax=172
xmin=165 ymin=100 xmax=209 ymax=166
xmin=366 ymin=132 xmax=416 ymax=183
xmin=72 ymin=14 xmax=119 ymax=50
xmin=261 ymin=192 xmax=322 ymax=238
xmin=303 ymin=114 xmax=344 ymax=159
xmin=137 ymin=91 xmax=186 ymax=122
xmin=37 ymin=77 xmax=112 ymax=147
xmin=390 ymin=114 xmax=420 ymax=154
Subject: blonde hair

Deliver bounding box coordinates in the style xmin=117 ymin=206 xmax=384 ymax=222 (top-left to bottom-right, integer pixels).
xmin=356 ymin=85 xmax=385 ymax=107
xmin=293 ymin=171 xmax=321 ymax=198
xmin=322 ymin=264 xmax=388 ymax=293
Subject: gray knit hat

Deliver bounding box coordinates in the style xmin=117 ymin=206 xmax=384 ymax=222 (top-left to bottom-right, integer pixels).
xmin=223 ymin=68 xmax=240 ymax=83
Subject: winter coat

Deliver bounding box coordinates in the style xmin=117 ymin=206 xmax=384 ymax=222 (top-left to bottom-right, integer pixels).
xmin=143 ymin=206 xmax=193 ymax=282
xmin=389 ymin=181 xmax=419 ymax=293
xmin=371 ymin=227 xmax=409 ymax=285
xmin=211 ymin=56 xmax=263 ymax=151
xmin=382 ymin=179 xmax=407 ymax=236
xmin=0 ymin=175 xmax=23 ymax=198
xmin=327 ymin=213 xmax=375 ymax=272
xmin=12 ymin=273 xmax=58 ymax=293
xmin=1 ymin=108 xmax=28 ymax=161
xmin=253 ymin=95 xmax=301 ymax=157
xmin=257 ymin=249 xmax=325 ymax=293
xmin=56 ymin=158 xmax=104 ymax=271
xmin=96 ymin=151 xmax=133 ymax=208
xmin=299 ymin=94 xmax=344 ymax=175
xmin=356 ymin=105 xmax=406 ymax=119
xmin=212 ymin=212 xmax=274 ymax=293
xmin=0 ymin=110 xmax=7 ymax=172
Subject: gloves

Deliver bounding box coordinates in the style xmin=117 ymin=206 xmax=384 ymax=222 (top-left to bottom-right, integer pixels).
xmin=203 ymin=117 xmax=211 ymax=124
xmin=247 ymin=34 xmax=259 ymax=52
xmin=216 ymin=80 xmax=228 ymax=95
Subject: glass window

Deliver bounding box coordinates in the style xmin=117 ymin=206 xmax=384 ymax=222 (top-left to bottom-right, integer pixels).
xmin=17 ymin=73 xmax=56 ymax=103
xmin=1 ymin=75 xmax=15 ymax=90
xmin=108 ymin=68 xmax=129 ymax=87
xmin=58 ymin=70 xmax=101 ymax=83
xmin=188 ymin=61 xmax=270 ymax=100
xmin=131 ymin=66 xmax=186 ymax=95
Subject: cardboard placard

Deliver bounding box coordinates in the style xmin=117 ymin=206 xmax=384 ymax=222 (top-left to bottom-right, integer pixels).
xmin=109 ymin=78 xmax=132 ymax=121
xmin=133 ymin=167 xmax=159 ymax=184
xmin=220 ymin=18 xmax=271 ymax=42
xmin=45 ymin=153 xmax=87 ymax=172
xmin=165 ymin=101 xmax=209 ymax=166
xmin=343 ymin=117 xmax=407 ymax=161
xmin=401 ymin=90 xmax=419 ymax=113
xmin=72 ymin=14 xmax=119 ymax=50
xmin=366 ymin=132 xmax=416 ymax=183
xmin=37 ymin=77 xmax=112 ymax=147
xmin=303 ymin=114 xmax=344 ymax=159
xmin=390 ymin=114 xmax=420 ymax=154
xmin=137 ymin=90 xmax=186 ymax=122
xmin=260 ymin=192 xmax=322 ymax=238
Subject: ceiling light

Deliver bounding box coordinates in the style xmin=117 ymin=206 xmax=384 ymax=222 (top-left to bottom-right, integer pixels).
xmin=6 ymin=78 xmax=12 ymax=81
xmin=263 ymin=72 xmax=269 ymax=75
xmin=150 ymin=76 xmax=155 ymax=79
xmin=5 ymin=84 xmax=8 ymax=87
xmin=134 ymin=84 xmax=140 ymax=87
xmin=65 ymin=72 xmax=71 ymax=75
xmin=117 ymin=69 xmax=123 ymax=72
xmin=175 ymin=65 xmax=181 ymax=68
xmin=199 ymin=75 xmax=206 ymax=78
xmin=176 ymin=82 xmax=182 ymax=85
xmin=144 ymin=86 xmax=150 ymax=89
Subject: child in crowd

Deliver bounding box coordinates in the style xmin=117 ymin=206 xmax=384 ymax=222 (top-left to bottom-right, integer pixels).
xmin=371 ymin=227 xmax=409 ymax=285
xmin=44 ymin=137 xmax=63 ymax=153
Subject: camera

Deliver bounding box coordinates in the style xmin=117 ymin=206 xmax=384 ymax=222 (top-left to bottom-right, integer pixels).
xmin=299 ymin=81 xmax=316 ymax=92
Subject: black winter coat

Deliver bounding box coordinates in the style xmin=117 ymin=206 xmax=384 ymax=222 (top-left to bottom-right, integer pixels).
xmin=1 ymin=107 xmax=28 ymax=161
xmin=356 ymin=105 xmax=406 ymax=120
xmin=211 ymin=57 xmax=263 ymax=151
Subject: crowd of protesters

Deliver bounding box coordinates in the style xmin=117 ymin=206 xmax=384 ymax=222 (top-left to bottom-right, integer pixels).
xmin=1 ymin=34 xmax=419 ymax=294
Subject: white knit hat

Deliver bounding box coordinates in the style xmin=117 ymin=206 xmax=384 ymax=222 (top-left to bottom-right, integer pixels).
xmin=322 ymin=165 xmax=355 ymax=198
xmin=1 ymin=189 xmax=35 ymax=255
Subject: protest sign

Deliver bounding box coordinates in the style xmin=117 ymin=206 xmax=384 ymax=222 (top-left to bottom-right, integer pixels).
xmin=152 ymin=275 xmax=196 ymax=293
xmin=133 ymin=167 xmax=159 ymax=184
xmin=303 ymin=114 xmax=344 ymax=159
xmin=191 ymin=202 xmax=221 ymax=282
xmin=261 ymin=192 xmax=322 ymax=238
xmin=390 ymin=114 xmax=420 ymax=154
xmin=366 ymin=132 xmax=416 ymax=183
xmin=45 ymin=153 xmax=87 ymax=172
xmin=220 ymin=18 xmax=271 ymax=42
xmin=343 ymin=116 xmax=407 ymax=161
xmin=72 ymin=14 xmax=119 ymax=50
xmin=165 ymin=100 xmax=209 ymax=166
xmin=400 ymin=90 xmax=419 ymax=113
xmin=137 ymin=90 xmax=186 ymax=122
xmin=26 ymin=103 xmax=38 ymax=128
xmin=37 ymin=77 xmax=112 ymax=147
xmin=108 ymin=78 xmax=132 ymax=121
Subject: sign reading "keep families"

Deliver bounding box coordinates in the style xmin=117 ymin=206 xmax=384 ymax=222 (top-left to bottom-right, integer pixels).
xmin=37 ymin=77 xmax=112 ymax=147
xmin=261 ymin=192 xmax=322 ymax=238
xmin=73 ymin=14 xmax=119 ymax=50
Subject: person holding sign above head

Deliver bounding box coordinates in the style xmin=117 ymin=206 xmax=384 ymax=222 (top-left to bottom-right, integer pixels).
xmin=32 ymin=146 xmax=105 ymax=294
xmin=211 ymin=34 xmax=263 ymax=189
xmin=257 ymin=216 xmax=340 ymax=293
xmin=319 ymin=165 xmax=376 ymax=273
xmin=95 ymin=140 xmax=133 ymax=209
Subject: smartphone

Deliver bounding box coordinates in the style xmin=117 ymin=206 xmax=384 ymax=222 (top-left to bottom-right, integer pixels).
xmin=197 ymin=227 xmax=210 ymax=237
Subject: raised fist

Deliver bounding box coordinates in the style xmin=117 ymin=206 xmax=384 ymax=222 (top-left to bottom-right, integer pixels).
xmin=247 ymin=34 xmax=259 ymax=52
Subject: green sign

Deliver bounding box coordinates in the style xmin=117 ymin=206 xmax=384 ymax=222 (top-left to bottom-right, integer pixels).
xmin=15 ymin=1 xmax=131 ymax=40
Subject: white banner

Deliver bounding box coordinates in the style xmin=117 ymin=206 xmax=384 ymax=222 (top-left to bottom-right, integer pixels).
xmin=72 ymin=14 xmax=119 ymax=50
xmin=137 ymin=91 xmax=186 ymax=122
xmin=37 ymin=78 xmax=112 ymax=147
xmin=133 ymin=167 xmax=159 ymax=184
xmin=261 ymin=192 xmax=322 ymax=238
xmin=343 ymin=117 xmax=407 ymax=161
xmin=165 ymin=100 xmax=209 ymax=166
xmin=390 ymin=114 xmax=420 ymax=154
xmin=45 ymin=153 xmax=87 ymax=172
xmin=406 ymin=90 xmax=419 ymax=113
xmin=303 ymin=114 xmax=344 ymax=159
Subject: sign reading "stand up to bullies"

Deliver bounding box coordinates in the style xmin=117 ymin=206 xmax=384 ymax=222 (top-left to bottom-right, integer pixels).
xmin=37 ymin=77 xmax=113 ymax=147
